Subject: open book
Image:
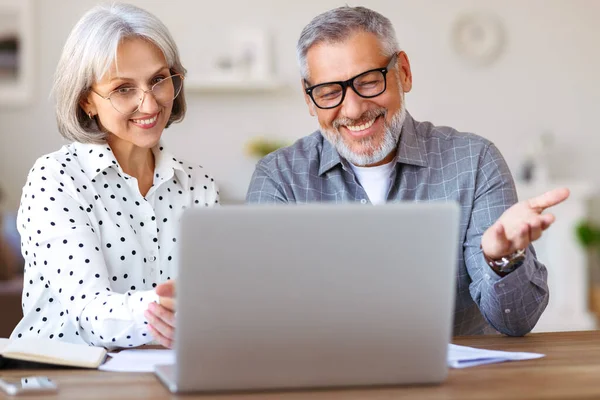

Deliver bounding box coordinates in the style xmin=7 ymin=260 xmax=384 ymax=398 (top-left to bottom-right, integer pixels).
xmin=0 ymin=338 xmax=107 ymax=369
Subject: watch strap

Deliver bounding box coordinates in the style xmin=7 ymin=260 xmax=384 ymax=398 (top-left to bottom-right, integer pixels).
xmin=482 ymin=248 xmax=526 ymax=274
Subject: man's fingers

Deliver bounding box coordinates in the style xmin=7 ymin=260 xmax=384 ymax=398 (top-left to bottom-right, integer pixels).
xmin=527 ymin=187 xmax=570 ymax=211
xmin=491 ymin=223 xmax=505 ymax=240
xmin=511 ymin=223 xmax=531 ymax=250
xmin=483 ymin=223 xmax=513 ymax=259
xmin=539 ymin=213 xmax=555 ymax=230
xmin=528 ymin=219 xmax=543 ymax=242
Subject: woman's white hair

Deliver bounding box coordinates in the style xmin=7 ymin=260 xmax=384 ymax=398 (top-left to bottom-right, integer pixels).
xmin=297 ymin=6 xmax=400 ymax=81
xmin=53 ymin=2 xmax=187 ymax=143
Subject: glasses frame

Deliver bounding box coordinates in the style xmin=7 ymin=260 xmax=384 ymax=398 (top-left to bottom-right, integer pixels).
xmin=90 ymin=74 xmax=184 ymax=115
xmin=304 ymin=54 xmax=398 ymax=110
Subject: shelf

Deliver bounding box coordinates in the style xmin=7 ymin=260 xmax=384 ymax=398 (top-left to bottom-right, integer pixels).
xmin=185 ymin=77 xmax=286 ymax=93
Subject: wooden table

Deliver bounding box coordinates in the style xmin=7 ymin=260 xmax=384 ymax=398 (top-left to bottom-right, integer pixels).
xmin=1 ymin=331 xmax=599 ymax=399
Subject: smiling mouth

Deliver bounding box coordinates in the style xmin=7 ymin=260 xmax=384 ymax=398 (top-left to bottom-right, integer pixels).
xmin=345 ymin=117 xmax=377 ymax=132
xmin=131 ymin=113 xmax=159 ymax=125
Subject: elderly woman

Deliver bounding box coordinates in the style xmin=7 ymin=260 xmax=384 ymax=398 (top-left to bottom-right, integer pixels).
xmin=10 ymin=3 xmax=217 ymax=349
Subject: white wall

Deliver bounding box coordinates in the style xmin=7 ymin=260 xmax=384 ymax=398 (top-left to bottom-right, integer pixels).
xmin=1 ymin=0 xmax=599 ymax=208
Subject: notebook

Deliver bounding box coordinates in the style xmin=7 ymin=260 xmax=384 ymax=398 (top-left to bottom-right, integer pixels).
xmin=0 ymin=338 xmax=106 ymax=369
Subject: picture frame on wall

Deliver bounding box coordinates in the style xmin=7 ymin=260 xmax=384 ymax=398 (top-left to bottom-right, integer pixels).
xmin=0 ymin=0 xmax=34 ymax=106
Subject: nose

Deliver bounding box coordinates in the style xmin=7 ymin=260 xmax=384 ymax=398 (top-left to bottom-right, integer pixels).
xmin=340 ymin=87 xmax=368 ymax=120
xmin=138 ymin=89 xmax=160 ymax=114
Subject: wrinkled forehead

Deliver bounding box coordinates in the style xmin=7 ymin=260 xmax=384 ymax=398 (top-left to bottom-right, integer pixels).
xmin=305 ymin=31 xmax=388 ymax=85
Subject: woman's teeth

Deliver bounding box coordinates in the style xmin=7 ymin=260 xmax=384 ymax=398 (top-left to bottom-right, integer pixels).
xmin=132 ymin=114 xmax=158 ymax=125
xmin=346 ymin=117 xmax=376 ymax=132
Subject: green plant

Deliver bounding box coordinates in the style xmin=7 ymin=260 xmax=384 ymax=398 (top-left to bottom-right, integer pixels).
xmin=245 ymin=137 xmax=288 ymax=158
xmin=576 ymin=221 xmax=600 ymax=248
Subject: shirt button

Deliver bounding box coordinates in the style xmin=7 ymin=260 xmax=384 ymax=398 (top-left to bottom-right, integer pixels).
xmin=498 ymin=283 xmax=505 ymax=288
xmin=149 ymin=256 xmax=157 ymax=262
xmin=360 ymin=199 xmax=367 ymax=204
xmin=504 ymin=309 xmax=511 ymax=314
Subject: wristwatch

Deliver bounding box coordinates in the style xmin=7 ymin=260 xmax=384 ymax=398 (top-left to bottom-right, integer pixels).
xmin=483 ymin=248 xmax=526 ymax=274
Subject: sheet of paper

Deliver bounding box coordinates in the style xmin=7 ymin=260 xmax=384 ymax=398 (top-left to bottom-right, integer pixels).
xmin=99 ymin=349 xmax=174 ymax=372
xmin=448 ymin=344 xmax=544 ymax=368
xmin=99 ymin=344 xmax=543 ymax=372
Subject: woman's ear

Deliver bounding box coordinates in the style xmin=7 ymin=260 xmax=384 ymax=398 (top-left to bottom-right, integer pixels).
xmin=79 ymin=91 xmax=95 ymax=116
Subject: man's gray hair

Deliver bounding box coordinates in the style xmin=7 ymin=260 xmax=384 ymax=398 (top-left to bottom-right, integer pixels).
xmin=297 ymin=6 xmax=400 ymax=81
xmin=53 ymin=3 xmax=187 ymax=143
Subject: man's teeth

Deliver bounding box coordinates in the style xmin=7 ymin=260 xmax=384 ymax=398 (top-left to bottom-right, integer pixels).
xmin=346 ymin=117 xmax=376 ymax=132
xmin=132 ymin=115 xmax=158 ymax=125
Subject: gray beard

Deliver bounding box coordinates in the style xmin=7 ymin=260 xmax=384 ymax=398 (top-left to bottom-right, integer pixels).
xmin=320 ymin=100 xmax=407 ymax=167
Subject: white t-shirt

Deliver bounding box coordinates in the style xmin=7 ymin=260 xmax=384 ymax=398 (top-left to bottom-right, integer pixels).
xmin=11 ymin=141 xmax=219 ymax=349
xmin=349 ymin=160 xmax=395 ymax=205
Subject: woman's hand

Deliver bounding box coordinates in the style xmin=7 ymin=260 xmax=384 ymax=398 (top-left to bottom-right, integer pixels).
xmin=145 ymin=280 xmax=176 ymax=348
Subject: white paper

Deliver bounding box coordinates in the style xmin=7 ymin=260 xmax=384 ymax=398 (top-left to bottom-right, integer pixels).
xmin=99 ymin=349 xmax=174 ymax=372
xmin=98 ymin=344 xmax=542 ymax=372
xmin=448 ymin=344 xmax=544 ymax=368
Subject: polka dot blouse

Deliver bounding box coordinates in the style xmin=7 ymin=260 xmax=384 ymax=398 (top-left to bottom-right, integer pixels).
xmin=10 ymin=141 xmax=219 ymax=349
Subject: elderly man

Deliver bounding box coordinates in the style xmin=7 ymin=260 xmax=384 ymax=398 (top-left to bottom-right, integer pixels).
xmin=246 ymin=6 xmax=568 ymax=336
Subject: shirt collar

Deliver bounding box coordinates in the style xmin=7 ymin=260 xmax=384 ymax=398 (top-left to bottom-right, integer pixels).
xmin=152 ymin=144 xmax=190 ymax=190
xmin=318 ymin=111 xmax=428 ymax=176
xmin=74 ymin=141 xmax=119 ymax=180
xmin=74 ymin=141 xmax=189 ymax=189
xmin=395 ymin=112 xmax=428 ymax=168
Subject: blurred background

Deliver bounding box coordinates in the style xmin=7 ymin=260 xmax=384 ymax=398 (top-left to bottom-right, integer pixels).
xmin=0 ymin=0 xmax=599 ymax=336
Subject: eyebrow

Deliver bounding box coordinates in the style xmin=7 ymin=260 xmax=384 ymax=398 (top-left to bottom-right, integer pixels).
xmin=307 ymin=55 xmax=397 ymax=88
xmin=109 ymin=66 xmax=170 ymax=83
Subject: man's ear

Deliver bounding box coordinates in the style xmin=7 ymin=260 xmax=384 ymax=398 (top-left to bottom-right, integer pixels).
xmin=306 ymin=98 xmax=317 ymax=117
xmin=397 ymin=51 xmax=413 ymax=94
xmin=301 ymin=79 xmax=317 ymax=117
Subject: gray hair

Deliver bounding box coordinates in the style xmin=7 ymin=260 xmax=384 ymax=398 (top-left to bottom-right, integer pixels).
xmin=297 ymin=6 xmax=400 ymax=81
xmin=53 ymin=3 xmax=187 ymax=143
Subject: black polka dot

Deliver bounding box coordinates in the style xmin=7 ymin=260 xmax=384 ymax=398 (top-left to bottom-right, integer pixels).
xmin=17 ymin=144 xmax=218 ymax=344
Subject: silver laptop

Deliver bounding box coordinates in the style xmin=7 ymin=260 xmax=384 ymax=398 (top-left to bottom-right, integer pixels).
xmin=155 ymin=202 xmax=459 ymax=393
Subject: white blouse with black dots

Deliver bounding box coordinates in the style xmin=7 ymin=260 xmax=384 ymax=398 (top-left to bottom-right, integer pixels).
xmin=10 ymin=141 xmax=219 ymax=349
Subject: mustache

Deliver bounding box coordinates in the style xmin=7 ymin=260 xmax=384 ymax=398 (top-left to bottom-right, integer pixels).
xmin=333 ymin=108 xmax=387 ymax=130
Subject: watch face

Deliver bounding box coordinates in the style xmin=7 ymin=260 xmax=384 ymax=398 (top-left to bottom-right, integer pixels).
xmin=485 ymin=248 xmax=526 ymax=273
xmin=499 ymin=256 xmax=526 ymax=273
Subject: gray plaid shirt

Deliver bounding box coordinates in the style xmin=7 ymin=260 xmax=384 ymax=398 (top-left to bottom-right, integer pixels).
xmin=246 ymin=112 xmax=548 ymax=336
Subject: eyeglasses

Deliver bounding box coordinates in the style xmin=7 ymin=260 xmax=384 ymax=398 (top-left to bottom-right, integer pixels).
xmin=91 ymin=74 xmax=184 ymax=115
xmin=305 ymin=54 xmax=397 ymax=110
